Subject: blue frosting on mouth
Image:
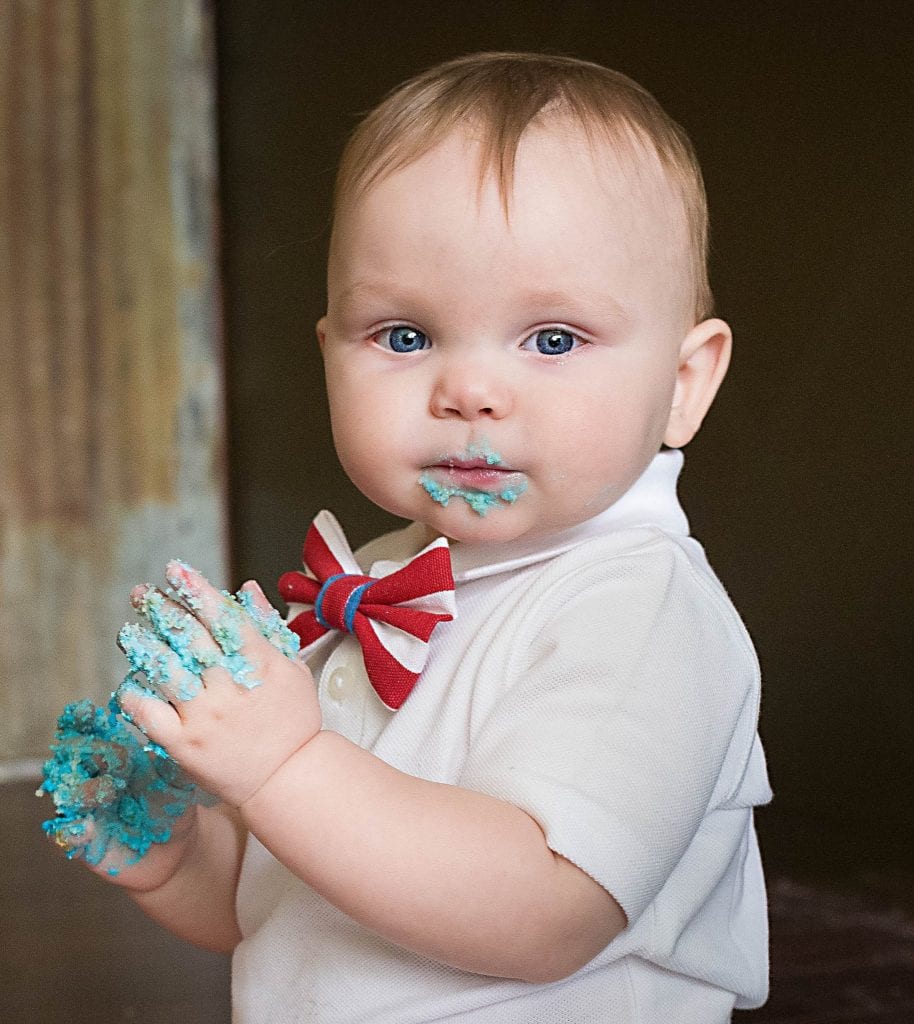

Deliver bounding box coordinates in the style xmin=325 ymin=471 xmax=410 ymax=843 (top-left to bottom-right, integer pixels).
xmin=419 ymin=474 xmax=527 ymax=517
xmin=465 ymin=440 xmax=504 ymax=466
xmin=420 ymin=438 xmax=527 ymax=516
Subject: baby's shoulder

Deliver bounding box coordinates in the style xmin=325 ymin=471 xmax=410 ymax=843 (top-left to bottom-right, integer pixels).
xmin=526 ymin=525 xmax=722 ymax=609
xmin=515 ymin=526 xmax=757 ymax=676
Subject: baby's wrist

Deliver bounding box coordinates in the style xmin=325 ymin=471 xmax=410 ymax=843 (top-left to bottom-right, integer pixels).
xmin=237 ymin=727 xmax=328 ymax=821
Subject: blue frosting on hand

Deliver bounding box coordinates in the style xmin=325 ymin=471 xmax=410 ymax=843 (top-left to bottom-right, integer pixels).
xmin=39 ymin=699 xmax=200 ymax=875
xmin=42 ymin=578 xmax=302 ymax=871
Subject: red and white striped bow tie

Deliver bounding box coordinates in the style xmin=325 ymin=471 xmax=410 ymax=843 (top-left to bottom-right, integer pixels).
xmin=278 ymin=511 xmax=456 ymax=710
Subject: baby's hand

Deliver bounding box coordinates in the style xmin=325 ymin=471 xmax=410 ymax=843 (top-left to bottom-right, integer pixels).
xmin=114 ymin=564 xmax=321 ymax=807
xmin=40 ymin=699 xmax=200 ymax=887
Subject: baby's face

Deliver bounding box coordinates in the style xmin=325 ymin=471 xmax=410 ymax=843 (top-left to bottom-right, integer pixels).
xmin=319 ymin=124 xmax=699 ymax=544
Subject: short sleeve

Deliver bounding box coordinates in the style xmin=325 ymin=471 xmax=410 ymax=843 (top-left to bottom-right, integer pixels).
xmin=457 ymin=537 xmax=764 ymax=925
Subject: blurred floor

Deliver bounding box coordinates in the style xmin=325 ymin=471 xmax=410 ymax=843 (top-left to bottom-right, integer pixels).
xmin=735 ymin=878 xmax=914 ymax=1023
xmin=1 ymin=779 xmax=230 ymax=1024
xmin=2 ymin=779 xmax=913 ymax=1023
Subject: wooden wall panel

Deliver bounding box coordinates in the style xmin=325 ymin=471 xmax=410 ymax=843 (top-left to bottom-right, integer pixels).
xmin=0 ymin=1 xmax=227 ymax=764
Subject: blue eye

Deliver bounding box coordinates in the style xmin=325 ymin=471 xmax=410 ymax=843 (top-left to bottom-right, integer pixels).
xmin=378 ymin=325 xmax=429 ymax=353
xmin=525 ymin=328 xmax=580 ymax=356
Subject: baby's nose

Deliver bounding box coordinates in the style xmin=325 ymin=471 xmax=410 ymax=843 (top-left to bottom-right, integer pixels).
xmin=429 ymin=360 xmax=513 ymax=420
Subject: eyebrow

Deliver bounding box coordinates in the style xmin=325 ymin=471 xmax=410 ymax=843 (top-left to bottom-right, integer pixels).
xmin=333 ymin=279 xmax=414 ymax=307
xmin=333 ymin=281 xmax=632 ymax=322
xmin=515 ymin=287 xmax=632 ymax=322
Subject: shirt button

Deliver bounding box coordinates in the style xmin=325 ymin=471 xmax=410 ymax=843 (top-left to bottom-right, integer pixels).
xmin=327 ymin=666 xmax=355 ymax=702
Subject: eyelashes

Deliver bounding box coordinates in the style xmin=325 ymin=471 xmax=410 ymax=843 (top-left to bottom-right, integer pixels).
xmin=374 ymin=325 xmax=430 ymax=353
xmin=372 ymin=324 xmax=586 ymax=357
xmin=520 ymin=328 xmax=582 ymax=356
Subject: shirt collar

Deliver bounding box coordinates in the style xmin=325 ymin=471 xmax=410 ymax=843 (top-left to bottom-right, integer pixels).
xmin=364 ymin=449 xmax=689 ymax=584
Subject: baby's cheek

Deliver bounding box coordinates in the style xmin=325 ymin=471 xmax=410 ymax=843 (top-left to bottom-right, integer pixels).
xmin=333 ymin=397 xmax=409 ymax=470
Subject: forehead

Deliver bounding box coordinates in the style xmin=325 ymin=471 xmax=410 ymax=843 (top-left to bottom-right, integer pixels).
xmin=329 ymin=124 xmax=690 ymax=321
xmin=338 ymin=118 xmax=679 ymax=224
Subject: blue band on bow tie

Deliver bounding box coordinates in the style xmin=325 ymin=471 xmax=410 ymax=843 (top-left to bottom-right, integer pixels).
xmin=314 ymin=574 xmax=345 ymax=630
xmin=314 ymin=574 xmax=376 ymax=634
xmin=343 ymin=581 xmax=374 ymax=632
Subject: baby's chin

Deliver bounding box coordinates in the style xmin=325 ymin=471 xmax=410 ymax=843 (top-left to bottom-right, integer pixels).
xmin=416 ymin=505 xmax=551 ymax=547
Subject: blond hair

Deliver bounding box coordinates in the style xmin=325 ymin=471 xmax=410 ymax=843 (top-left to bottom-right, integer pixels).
xmin=333 ymin=52 xmax=714 ymax=322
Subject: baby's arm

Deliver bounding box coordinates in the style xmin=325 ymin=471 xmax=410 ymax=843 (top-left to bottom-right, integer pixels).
xmin=242 ymin=731 xmax=627 ymax=983
xmin=115 ymin=564 xmax=625 ymax=982
xmin=64 ymin=800 xmax=244 ymax=951
xmin=128 ymin=801 xmax=246 ymax=952
xmin=66 ymin=800 xmax=245 ymax=952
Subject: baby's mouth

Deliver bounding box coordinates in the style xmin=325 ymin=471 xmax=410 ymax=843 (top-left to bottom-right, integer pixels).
xmin=419 ymin=440 xmax=528 ymax=515
xmin=425 ymin=458 xmax=522 ymax=492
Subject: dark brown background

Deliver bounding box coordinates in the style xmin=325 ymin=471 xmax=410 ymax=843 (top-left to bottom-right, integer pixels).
xmin=214 ymin=1 xmax=913 ymax=882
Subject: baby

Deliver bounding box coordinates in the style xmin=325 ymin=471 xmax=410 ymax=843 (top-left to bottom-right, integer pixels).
xmin=43 ymin=52 xmax=771 ymax=1023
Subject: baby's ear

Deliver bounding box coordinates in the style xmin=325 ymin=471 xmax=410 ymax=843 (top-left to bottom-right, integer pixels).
xmin=663 ymin=318 xmax=732 ymax=448
xmin=316 ymin=317 xmax=328 ymax=354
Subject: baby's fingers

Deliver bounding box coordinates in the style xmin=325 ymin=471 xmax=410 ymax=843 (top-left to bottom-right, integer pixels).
xmin=43 ymin=812 xmax=176 ymax=883
xmin=160 ymin=563 xmax=267 ymax=680
xmin=114 ymin=680 xmax=182 ymax=752
xmin=45 ymin=814 xmax=91 ymax=853
xmin=164 ymin=560 xmax=239 ymax=631
xmin=238 ymin=579 xmax=271 ymax=613
xmin=78 ymin=772 xmax=121 ymax=809
xmin=52 ymin=734 xmax=131 ymax=776
xmin=117 ymin=623 xmax=204 ymax=703
xmin=42 ymin=737 xmax=130 ymax=815
xmin=130 ymin=585 xmax=223 ymax=677
xmin=163 ymin=563 xmax=298 ymax=684
xmin=43 ymin=815 xmax=109 ymax=868
xmin=237 ymin=580 xmax=301 ymax=660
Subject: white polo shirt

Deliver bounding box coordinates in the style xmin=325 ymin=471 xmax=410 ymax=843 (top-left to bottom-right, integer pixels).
xmin=233 ymin=450 xmax=772 ymax=1023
